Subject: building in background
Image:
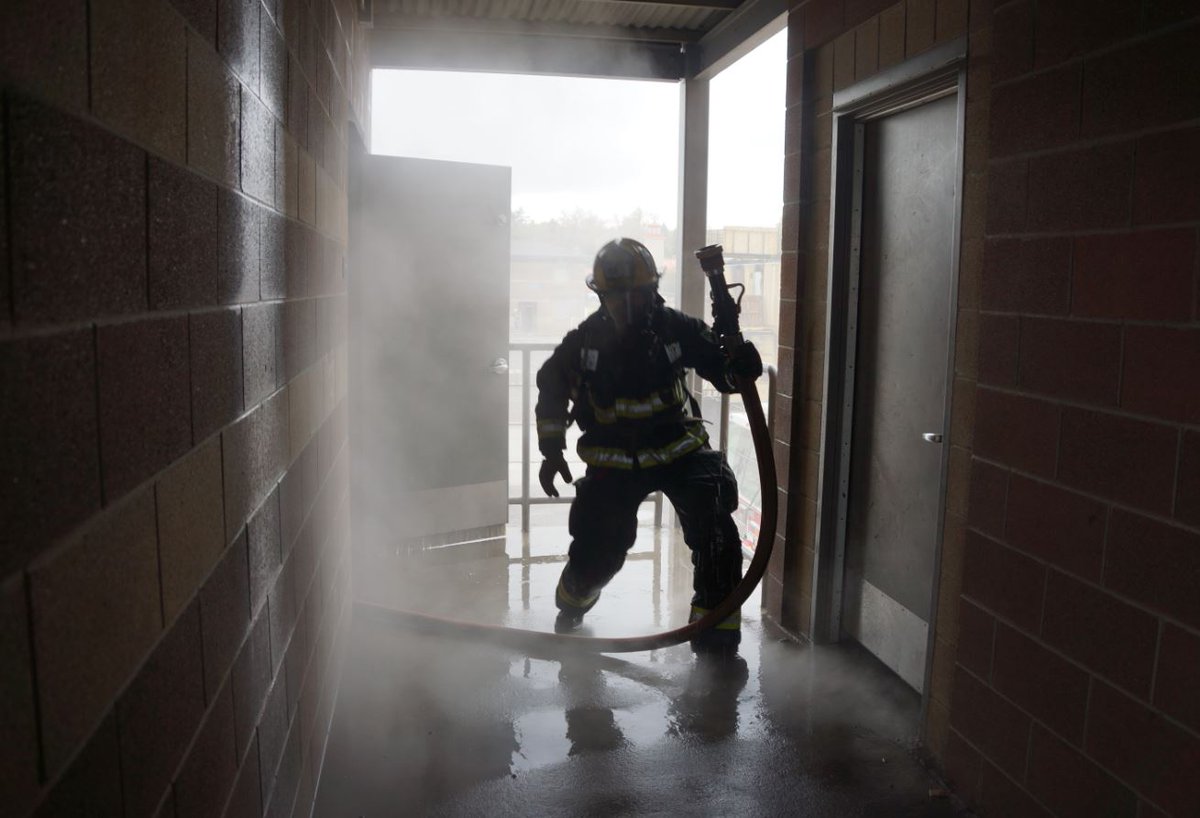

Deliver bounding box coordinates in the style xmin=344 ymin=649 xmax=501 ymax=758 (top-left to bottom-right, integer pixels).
xmin=510 ymin=218 xmax=677 ymax=343
xmin=705 ymin=225 xmax=782 ymax=368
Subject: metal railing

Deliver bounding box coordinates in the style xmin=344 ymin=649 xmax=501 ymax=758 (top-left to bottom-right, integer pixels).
xmin=508 ymin=341 xmax=776 ymax=533
xmin=512 ymin=342 xmax=557 ymax=532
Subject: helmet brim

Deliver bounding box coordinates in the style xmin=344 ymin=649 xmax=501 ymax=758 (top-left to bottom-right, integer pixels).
xmin=587 ymin=274 xmax=661 ymax=295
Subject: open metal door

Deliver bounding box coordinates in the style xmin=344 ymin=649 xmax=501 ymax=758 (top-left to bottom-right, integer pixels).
xmin=349 ymin=146 xmax=511 ymax=571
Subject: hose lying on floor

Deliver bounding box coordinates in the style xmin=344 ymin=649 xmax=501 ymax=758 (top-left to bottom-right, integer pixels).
xmin=355 ymin=372 xmax=778 ymax=655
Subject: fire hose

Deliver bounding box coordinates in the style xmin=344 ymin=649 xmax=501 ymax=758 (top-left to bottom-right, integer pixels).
xmin=356 ymin=245 xmax=778 ymax=654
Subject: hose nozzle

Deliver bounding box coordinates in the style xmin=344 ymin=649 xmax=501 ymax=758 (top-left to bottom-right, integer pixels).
xmin=694 ymin=244 xmax=725 ymax=275
xmin=694 ymin=244 xmax=741 ymax=343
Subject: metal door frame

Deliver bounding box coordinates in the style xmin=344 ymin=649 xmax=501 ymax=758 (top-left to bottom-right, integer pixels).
xmin=810 ymin=39 xmax=966 ymax=710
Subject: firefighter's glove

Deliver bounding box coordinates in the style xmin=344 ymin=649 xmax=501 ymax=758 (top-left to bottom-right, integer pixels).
xmin=539 ymin=453 xmax=574 ymax=498
xmin=726 ymin=341 xmax=763 ymax=383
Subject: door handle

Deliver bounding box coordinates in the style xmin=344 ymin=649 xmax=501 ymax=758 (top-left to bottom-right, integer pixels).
xmin=489 ymin=357 xmax=509 ymax=375
xmin=922 ymin=433 xmax=943 ymax=444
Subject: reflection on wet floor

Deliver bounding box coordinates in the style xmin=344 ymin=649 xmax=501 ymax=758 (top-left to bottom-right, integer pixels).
xmin=315 ymin=517 xmax=967 ymax=817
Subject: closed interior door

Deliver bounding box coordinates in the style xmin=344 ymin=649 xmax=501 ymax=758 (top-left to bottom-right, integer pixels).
xmin=841 ymin=92 xmax=958 ymax=692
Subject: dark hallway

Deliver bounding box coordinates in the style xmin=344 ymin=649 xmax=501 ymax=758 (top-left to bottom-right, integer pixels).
xmin=3 ymin=1 xmax=1199 ymax=817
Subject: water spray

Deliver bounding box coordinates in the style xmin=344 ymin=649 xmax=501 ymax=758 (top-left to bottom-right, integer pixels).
xmin=357 ymin=245 xmax=778 ymax=654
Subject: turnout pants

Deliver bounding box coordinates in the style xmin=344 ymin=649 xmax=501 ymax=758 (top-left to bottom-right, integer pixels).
xmin=555 ymin=447 xmax=743 ymax=616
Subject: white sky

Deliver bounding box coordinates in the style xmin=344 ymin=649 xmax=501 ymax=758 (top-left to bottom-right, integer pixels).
xmin=707 ymin=28 xmax=788 ymax=227
xmin=371 ymin=27 xmax=787 ymax=230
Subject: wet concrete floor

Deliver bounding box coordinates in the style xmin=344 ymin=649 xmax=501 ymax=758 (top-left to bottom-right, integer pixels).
xmin=315 ymin=513 xmax=968 ymax=817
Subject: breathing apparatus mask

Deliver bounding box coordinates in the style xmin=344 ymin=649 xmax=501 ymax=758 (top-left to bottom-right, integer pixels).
xmin=588 ymin=238 xmax=662 ymax=334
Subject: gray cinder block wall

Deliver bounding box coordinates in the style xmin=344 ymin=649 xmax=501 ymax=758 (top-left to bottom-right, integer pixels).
xmin=0 ymin=1 xmax=368 ymax=815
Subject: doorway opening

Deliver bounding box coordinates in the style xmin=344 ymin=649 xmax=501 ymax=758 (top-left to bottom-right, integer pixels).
xmin=359 ymin=34 xmax=792 ymax=615
xmin=364 ymin=70 xmax=682 ymax=587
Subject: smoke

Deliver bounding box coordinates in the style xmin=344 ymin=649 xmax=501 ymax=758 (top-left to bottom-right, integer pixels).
xmin=339 ymin=67 xmax=689 ymax=812
xmin=757 ymin=638 xmax=924 ymax=747
xmin=349 ymin=57 xmax=683 ymax=619
xmin=317 ymin=59 xmax=926 ymax=817
xmin=313 ymin=605 xmax=928 ymax=815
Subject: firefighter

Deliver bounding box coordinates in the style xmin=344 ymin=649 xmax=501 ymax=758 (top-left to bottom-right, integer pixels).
xmin=535 ymin=238 xmax=762 ymax=656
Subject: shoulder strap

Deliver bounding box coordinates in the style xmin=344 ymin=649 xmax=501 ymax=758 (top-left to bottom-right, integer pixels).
xmin=655 ymin=311 xmax=703 ymax=419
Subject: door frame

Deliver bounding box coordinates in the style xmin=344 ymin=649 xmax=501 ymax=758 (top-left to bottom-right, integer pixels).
xmin=809 ymin=38 xmax=967 ymax=707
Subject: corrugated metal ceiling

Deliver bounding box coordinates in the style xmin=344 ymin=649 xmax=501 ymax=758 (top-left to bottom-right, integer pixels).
xmin=367 ymin=0 xmax=781 ymax=80
xmin=376 ymin=0 xmax=742 ymax=42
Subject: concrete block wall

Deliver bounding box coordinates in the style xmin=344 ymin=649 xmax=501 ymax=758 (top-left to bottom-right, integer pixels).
xmin=773 ymin=1 xmax=1200 ymax=816
xmin=0 ymin=1 xmax=369 ymax=815
xmin=951 ymin=3 xmax=1200 ymax=816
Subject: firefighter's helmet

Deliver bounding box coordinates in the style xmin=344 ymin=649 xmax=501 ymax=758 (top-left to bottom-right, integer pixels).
xmin=587 ymin=238 xmax=660 ymax=293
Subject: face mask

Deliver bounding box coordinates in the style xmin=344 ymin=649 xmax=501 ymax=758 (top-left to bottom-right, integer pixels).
xmin=603 ymin=288 xmax=655 ymax=333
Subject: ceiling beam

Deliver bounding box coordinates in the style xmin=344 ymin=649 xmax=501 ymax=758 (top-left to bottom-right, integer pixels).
xmin=573 ymin=0 xmax=741 ymax=8
xmin=373 ymin=15 xmax=703 ymax=45
xmin=369 ymin=27 xmax=687 ymax=80
xmin=688 ymin=0 xmax=787 ymax=78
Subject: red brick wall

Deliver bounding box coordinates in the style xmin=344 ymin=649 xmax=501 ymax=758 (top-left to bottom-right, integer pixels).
xmin=951 ymin=3 xmax=1200 ymax=816
xmin=0 ymin=1 xmax=368 ymax=815
xmin=775 ymin=1 xmax=1199 ymax=816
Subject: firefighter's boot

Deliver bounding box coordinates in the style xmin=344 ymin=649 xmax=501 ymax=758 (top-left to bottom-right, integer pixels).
xmin=688 ymin=605 xmax=741 ymax=658
xmin=554 ymin=573 xmax=601 ymax=633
